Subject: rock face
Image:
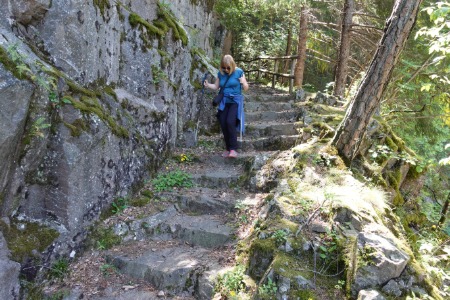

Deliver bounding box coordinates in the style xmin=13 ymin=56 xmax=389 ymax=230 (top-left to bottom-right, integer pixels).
xmin=0 ymin=0 xmax=221 ymax=269
xmin=0 ymin=232 xmax=20 ymax=300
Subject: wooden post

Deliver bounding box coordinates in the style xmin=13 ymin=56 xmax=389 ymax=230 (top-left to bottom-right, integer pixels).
xmin=272 ymin=60 xmax=279 ymax=88
xmin=257 ymin=59 xmax=262 ymax=80
xmin=289 ymin=59 xmax=296 ymax=93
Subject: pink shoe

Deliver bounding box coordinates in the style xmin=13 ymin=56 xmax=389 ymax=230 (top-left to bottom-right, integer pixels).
xmin=222 ymin=151 xmax=230 ymax=157
xmin=228 ymin=150 xmax=238 ymax=158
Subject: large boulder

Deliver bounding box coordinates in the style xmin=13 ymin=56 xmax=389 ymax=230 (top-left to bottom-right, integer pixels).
xmin=352 ymin=233 xmax=409 ymax=295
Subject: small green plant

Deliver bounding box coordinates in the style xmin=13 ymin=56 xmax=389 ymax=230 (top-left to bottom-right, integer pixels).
xmin=30 ymin=117 xmax=51 ymax=138
xmin=48 ymin=258 xmax=69 ymax=280
xmin=369 ymin=144 xmax=393 ymax=161
xmin=141 ymin=190 xmax=154 ymax=198
xmin=358 ymin=245 xmax=377 ymax=267
xmin=272 ymin=229 xmax=288 ymax=246
xmin=334 ymin=279 xmax=345 ymax=290
xmin=318 ymin=230 xmax=340 ymax=263
xmin=198 ymin=139 xmax=217 ymax=151
xmin=216 ymin=265 xmax=246 ymax=296
xmin=240 ymin=214 xmax=249 ymax=224
xmin=259 ymin=278 xmax=277 ymax=296
xmin=111 ymin=197 xmax=128 ymax=214
xmin=6 ymin=43 xmax=61 ymax=104
xmin=100 ymin=263 xmax=117 ymax=277
xmin=89 ymin=226 xmax=122 ymax=250
xmin=152 ymin=170 xmax=193 ymax=192
xmin=234 ymin=200 xmax=247 ymax=211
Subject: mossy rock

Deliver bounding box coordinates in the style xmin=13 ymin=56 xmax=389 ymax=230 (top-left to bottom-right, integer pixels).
xmin=0 ymin=219 xmax=59 ymax=263
xmin=248 ymin=238 xmax=276 ymax=280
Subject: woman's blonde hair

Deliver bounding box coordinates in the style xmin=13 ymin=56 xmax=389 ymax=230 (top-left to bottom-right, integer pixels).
xmin=220 ymin=54 xmax=237 ymax=74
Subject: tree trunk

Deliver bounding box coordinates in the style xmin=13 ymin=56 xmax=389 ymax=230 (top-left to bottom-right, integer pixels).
xmin=331 ymin=0 xmax=423 ymax=164
xmin=333 ymin=0 xmax=354 ymax=98
xmin=222 ymin=31 xmax=232 ymax=55
xmin=282 ymin=23 xmax=293 ymax=84
xmin=439 ymin=192 xmax=450 ymax=225
xmin=294 ymin=7 xmax=308 ymax=88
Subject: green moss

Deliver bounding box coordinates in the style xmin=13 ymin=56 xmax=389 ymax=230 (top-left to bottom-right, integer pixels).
xmin=93 ymin=0 xmax=111 ymax=16
xmin=86 ymin=225 xmax=121 ymax=250
xmin=157 ymin=3 xmax=188 ymax=46
xmin=151 ymin=111 xmax=167 ymax=122
xmin=385 ymin=136 xmax=398 ymax=152
xmin=184 ymin=120 xmax=196 ymax=130
xmin=129 ymin=197 xmax=151 ymax=207
xmin=104 ymin=86 xmax=118 ymax=101
xmin=129 ymin=13 xmax=165 ymax=37
xmin=392 ymin=189 xmax=405 ymax=206
xmin=67 ymin=81 xmax=100 ymax=98
xmin=63 ymin=122 xmax=81 ymax=137
xmin=63 ymin=118 xmax=89 ymax=137
xmin=0 ymin=219 xmax=59 ymax=263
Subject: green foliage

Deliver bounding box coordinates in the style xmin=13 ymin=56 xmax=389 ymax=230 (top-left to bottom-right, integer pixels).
xmin=5 ymin=43 xmax=63 ymax=105
xmin=272 ymin=229 xmax=288 ymax=246
xmin=334 ymin=279 xmax=345 ymax=290
xmin=215 ymin=265 xmax=246 ymax=296
xmin=416 ymin=1 xmax=450 ymax=55
xmin=111 ymin=197 xmax=128 ymax=214
xmin=88 ymin=226 xmax=122 ymax=250
xmin=259 ymin=278 xmax=277 ymax=297
xmin=318 ymin=230 xmax=340 ymax=264
xmin=48 ymin=258 xmax=69 ymax=280
xmin=30 ymin=117 xmax=51 ymax=138
xmin=151 ymin=170 xmax=193 ymax=192
xmin=100 ymin=263 xmax=118 ymax=277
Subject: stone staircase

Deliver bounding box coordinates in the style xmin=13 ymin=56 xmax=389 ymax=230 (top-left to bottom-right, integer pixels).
xmin=90 ymin=84 xmax=301 ymax=299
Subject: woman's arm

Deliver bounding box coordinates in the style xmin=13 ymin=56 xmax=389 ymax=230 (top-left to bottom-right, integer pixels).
xmin=239 ymin=73 xmax=249 ymax=91
xmin=204 ymin=77 xmax=220 ymax=91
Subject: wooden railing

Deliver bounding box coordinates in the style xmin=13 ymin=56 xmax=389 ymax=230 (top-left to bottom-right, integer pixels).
xmin=236 ymin=55 xmax=298 ymax=93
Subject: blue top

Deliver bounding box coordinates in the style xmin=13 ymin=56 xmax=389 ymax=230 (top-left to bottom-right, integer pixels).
xmin=218 ymin=68 xmax=244 ymax=96
xmin=217 ymin=67 xmax=245 ymax=134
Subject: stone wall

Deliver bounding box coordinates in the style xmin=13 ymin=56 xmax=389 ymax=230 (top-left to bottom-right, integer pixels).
xmin=0 ymin=0 xmax=221 ymax=267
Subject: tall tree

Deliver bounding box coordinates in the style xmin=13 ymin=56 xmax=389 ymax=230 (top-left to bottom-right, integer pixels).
xmin=294 ymin=6 xmax=309 ymax=88
xmin=331 ymin=0 xmax=423 ymax=164
xmin=333 ymin=0 xmax=354 ymax=97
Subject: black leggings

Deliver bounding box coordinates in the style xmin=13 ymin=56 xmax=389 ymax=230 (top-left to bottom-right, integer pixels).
xmin=218 ymin=103 xmax=238 ymax=151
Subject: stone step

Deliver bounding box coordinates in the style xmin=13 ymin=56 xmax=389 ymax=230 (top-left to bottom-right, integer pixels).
xmin=120 ymin=206 xmax=232 ymax=248
xmin=246 ymin=110 xmax=298 ymax=122
xmin=155 ymin=214 xmax=233 ymax=248
xmin=245 ymin=94 xmax=294 ymax=103
xmin=122 ymin=206 xmax=179 ymax=241
xmin=245 ymin=121 xmax=302 ymax=137
xmin=245 ymin=101 xmax=293 ymax=112
xmin=157 ymin=188 xmax=235 ymax=215
xmin=238 ymin=135 xmax=300 ymax=151
xmin=106 ymin=242 xmax=227 ymax=299
xmin=191 ymin=170 xmax=242 ymax=189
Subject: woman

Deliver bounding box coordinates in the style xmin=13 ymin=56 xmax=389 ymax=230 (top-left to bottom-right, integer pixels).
xmin=204 ymin=55 xmax=249 ymax=158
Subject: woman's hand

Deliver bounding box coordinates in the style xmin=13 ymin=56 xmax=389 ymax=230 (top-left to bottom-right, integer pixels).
xmin=239 ymin=74 xmax=249 ymax=91
xmin=204 ymin=78 xmax=220 ymax=90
